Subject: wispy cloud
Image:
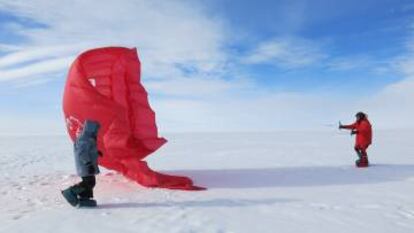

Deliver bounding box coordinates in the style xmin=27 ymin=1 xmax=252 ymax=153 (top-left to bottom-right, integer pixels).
xmin=0 ymin=43 xmax=21 ymax=53
xmin=357 ymin=30 xmax=414 ymax=129
xmin=325 ymin=55 xmax=395 ymax=76
xmin=152 ymin=91 xmax=351 ymax=132
xmin=0 ymin=0 xmax=413 ymax=134
xmin=326 ymin=55 xmax=372 ymax=71
xmin=0 ymin=0 xmax=229 ymax=87
xmin=146 ymin=77 xmax=251 ymax=97
xmin=242 ymin=37 xmax=326 ymax=68
xmin=0 ymin=45 xmax=82 ymax=69
xmin=0 ymin=56 xmax=74 ymax=81
xmin=393 ymin=54 xmax=414 ymax=77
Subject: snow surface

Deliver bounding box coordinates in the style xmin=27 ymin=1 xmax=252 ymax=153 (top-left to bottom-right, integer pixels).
xmin=1 ymin=130 xmax=414 ymax=233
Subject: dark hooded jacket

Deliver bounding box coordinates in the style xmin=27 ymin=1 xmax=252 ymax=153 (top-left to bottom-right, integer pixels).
xmin=74 ymin=120 xmax=100 ymax=177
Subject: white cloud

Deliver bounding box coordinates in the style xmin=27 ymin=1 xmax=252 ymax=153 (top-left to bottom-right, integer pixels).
xmin=152 ymin=76 xmax=414 ymax=132
xmin=12 ymin=77 xmax=55 ymax=88
xmin=394 ymin=54 xmax=414 ymax=77
xmin=150 ymin=38 xmax=414 ymax=132
xmin=242 ymin=37 xmax=326 ymax=68
xmin=0 ymin=43 xmax=21 ymax=53
xmin=0 ymin=56 xmax=74 ymax=81
xmin=326 ymin=55 xmax=371 ymax=71
xmin=0 ymin=45 xmax=83 ymax=69
xmin=361 ymin=48 xmax=414 ymax=129
xmin=0 ymin=0 xmax=229 ymax=84
xmin=0 ymin=0 xmax=413 ymax=134
xmin=0 ymin=0 xmax=256 ymax=134
xmin=145 ymin=76 xmax=252 ymax=97
xmin=358 ymin=77 xmax=414 ymax=130
xmin=152 ymin=91 xmax=350 ymax=132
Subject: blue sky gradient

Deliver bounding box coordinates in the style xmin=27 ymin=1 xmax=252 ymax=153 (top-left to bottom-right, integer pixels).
xmin=0 ymin=0 xmax=413 ymax=134
xmin=208 ymin=0 xmax=411 ymax=92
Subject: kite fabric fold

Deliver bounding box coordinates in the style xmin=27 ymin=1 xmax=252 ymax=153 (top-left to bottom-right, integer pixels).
xmin=63 ymin=47 xmax=205 ymax=191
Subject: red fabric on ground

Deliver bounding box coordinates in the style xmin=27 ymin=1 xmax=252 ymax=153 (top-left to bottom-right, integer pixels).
xmin=63 ymin=47 xmax=204 ymax=191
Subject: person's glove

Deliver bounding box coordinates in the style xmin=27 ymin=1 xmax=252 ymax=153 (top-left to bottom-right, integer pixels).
xmin=338 ymin=123 xmax=345 ymax=129
xmin=351 ymin=130 xmax=358 ymax=135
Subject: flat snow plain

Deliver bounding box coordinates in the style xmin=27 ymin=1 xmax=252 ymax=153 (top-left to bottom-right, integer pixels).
xmin=0 ymin=130 xmax=413 ymax=233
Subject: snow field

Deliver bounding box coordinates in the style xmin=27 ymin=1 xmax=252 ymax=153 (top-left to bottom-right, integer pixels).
xmin=0 ymin=130 xmax=413 ymax=233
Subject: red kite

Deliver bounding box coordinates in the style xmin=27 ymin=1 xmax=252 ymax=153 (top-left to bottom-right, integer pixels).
xmin=63 ymin=47 xmax=204 ymax=190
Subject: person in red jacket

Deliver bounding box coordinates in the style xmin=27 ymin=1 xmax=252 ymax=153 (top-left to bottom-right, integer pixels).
xmin=339 ymin=112 xmax=372 ymax=167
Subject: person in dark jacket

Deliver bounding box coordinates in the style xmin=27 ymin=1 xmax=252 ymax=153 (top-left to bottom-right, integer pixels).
xmin=62 ymin=120 xmax=101 ymax=207
xmin=339 ymin=112 xmax=372 ymax=167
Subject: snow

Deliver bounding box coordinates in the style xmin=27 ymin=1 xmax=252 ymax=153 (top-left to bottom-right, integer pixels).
xmin=1 ymin=130 xmax=414 ymax=233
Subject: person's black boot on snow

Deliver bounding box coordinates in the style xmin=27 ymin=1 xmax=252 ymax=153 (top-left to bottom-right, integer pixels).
xmin=356 ymin=155 xmax=369 ymax=168
xmin=62 ymin=181 xmax=98 ymax=207
xmin=79 ymin=198 xmax=97 ymax=207
xmin=61 ymin=186 xmax=79 ymax=207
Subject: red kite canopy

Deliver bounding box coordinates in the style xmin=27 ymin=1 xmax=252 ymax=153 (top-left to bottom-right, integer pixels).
xmin=63 ymin=47 xmax=203 ymax=190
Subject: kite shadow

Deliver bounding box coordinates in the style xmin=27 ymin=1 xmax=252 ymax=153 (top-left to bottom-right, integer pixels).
xmin=98 ymin=197 xmax=295 ymax=209
xmin=165 ymin=164 xmax=414 ymax=189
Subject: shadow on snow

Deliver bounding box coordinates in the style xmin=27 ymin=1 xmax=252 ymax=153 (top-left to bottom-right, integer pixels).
xmin=97 ymin=164 xmax=414 ymax=209
xmin=164 ymin=164 xmax=414 ymax=189
xmin=98 ymin=198 xmax=295 ymax=209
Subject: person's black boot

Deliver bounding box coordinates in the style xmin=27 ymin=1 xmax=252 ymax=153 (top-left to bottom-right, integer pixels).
xmin=61 ymin=185 xmax=87 ymax=207
xmin=357 ymin=156 xmax=369 ymax=168
xmin=78 ymin=198 xmax=97 ymax=207
xmin=61 ymin=187 xmax=80 ymax=207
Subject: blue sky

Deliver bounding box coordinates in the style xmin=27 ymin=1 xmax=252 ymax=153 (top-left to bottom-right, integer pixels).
xmin=207 ymin=0 xmax=409 ymax=92
xmin=0 ymin=0 xmax=413 ymax=134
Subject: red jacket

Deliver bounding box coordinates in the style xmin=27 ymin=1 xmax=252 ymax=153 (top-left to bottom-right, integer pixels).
xmin=343 ymin=119 xmax=372 ymax=148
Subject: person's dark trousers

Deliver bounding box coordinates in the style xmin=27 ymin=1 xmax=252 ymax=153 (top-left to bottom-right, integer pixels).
xmin=354 ymin=146 xmax=368 ymax=159
xmin=354 ymin=146 xmax=369 ymax=167
xmin=74 ymin=176 xmax=96 ymax=199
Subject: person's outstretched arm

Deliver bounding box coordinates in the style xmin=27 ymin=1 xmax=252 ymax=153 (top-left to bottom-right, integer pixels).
xmin=339 ymin=122 xmax=356 ymax=130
